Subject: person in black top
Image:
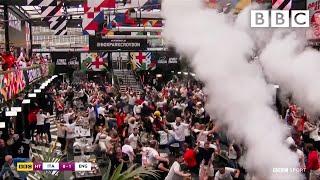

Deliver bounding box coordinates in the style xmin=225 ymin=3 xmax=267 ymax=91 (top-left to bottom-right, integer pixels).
xmin=96 ymin=114 xmax=106 ymax=127
xmin=10 ymin=135 xmax=30 ymax=159
xmin=196 ymin=141 xmax=215 ymax=166
xmin=141 ymin=103 xmax=152 ymax=117
xmin=44 ymin=111 xmax=51 ymax=145
xmin=158 ymin=159 xmax=170 ymax=179
xmin=0 ymin=139 xmax=10 ymax=168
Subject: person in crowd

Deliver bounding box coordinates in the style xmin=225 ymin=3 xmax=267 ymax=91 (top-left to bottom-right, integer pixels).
xmin=183 ymin=143 xmax=198 ymax=174
xmin=55 ymin=95 xmax=64 ymax=121
xmin=27 ymin=108 xmax=38 ymax=143
xmin=36 ymin=109 xmax=48 ymax=145
xmin=165 ymin=116 xmax=190 ymax=151
xmin=96 ymin=114 xmax=106 ymax=128
xmin=0 ymin=155 xmax=29 ymax=180
xmin=289 ymin=144 xmax=305 ymax=169
xmin=165 ymin=154 xmax=191 ymax=180
xmin=214 ymin=164 xmax=240 ymax=180
xmin=44 ymin=111 xmax=51 ymax=145
xmin=157 ymin=154 xmax=170 ymax=180
xmin=5 ymin=72 xmax=320 ymax=180
xmin=0 ymin=139 xmax=10 ymax=168
xmin=57 ymin=121 xmax=67 ymax=154
xmin=128 ymin=127 xmax=140 ymax=153
xmin=65 ymin=118 xmax=76 ymax=154
xmin=94 ymin=126 xmax=111 ymax=153
xmin=142 ymin=140 xmax=169 ymax=168
xmin=122 ymin=138 xmax=135 ymax=164
xmin=306 ymin=143 xmax=320 ymax=180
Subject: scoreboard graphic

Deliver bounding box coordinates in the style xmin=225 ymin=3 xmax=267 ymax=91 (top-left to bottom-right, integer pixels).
xmin=17 ymin=162 xmax=91 ymax=172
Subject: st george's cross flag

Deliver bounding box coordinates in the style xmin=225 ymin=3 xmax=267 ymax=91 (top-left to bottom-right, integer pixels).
xmin=81 ymin=53 xmax=108 ymax=72
xmin=130 ymin=52 xmax=156 ymax=71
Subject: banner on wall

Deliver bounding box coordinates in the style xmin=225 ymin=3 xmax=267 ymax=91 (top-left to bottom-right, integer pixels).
xmin=0 ymin=70 xmax=26 ymax=101
xmin=111 ymin=52 xmax=129 ymax=61
xmin=52 ymin=52 xmax=81 ymax=73
xmin=306 ymin=0 xmax=320 ymax=39
xmin=24 ymin=67 xmax=42 ymax=85
xmin=130 ymin=52 xmax=156 ymax=71
xmin=89 ymin=36 xmax=148 ymax=51
xmin=81 ymin=52 xmax=109 ymax=72
xmin=151 ymin=50 xmax=180 ymax=71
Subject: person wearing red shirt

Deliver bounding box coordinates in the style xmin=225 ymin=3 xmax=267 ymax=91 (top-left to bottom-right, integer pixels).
xmin=115 ymin=110 xmax=126 ymax=136
xmin=27 ymin=108 xmax=39 ymax=143
xmin=183 ymin=143 xmax=197 ymax=174
xmin=306 ymin=144 xmax=320 ymax=180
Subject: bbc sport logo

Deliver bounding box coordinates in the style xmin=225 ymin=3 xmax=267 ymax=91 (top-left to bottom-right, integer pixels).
xmin=251 ymin=10 xmax=310 ymax=28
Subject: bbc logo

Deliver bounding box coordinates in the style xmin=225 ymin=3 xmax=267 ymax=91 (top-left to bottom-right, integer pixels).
xmin=17 ymin=162 xmax=33 ymax=172
xmin=251 ymin=10 xmax=310 ymax=28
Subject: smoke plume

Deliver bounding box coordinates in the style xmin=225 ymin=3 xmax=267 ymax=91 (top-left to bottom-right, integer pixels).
xmin=259 ymin=31 xmax=320 ymax=118
xmin=162 ymin=0 xmax=301 ymax=179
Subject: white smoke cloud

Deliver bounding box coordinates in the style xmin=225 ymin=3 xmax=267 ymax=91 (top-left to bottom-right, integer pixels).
xmin=259 ymin=30 xmax=320 ymax=117
xmin=162 ymin=0 xmax=301 ymax=179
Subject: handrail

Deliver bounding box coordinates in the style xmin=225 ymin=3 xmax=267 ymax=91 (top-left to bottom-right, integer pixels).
xmin=0 ymin=63 xmax=49 ymax=75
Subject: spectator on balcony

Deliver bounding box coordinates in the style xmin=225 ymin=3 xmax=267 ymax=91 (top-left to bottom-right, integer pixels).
xmin=16 ymin=53 xmax=27 ymax=69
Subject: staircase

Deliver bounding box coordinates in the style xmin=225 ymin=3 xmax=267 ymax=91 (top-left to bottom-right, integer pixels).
xmin=113 ymin=69 xmax=143 ymax=95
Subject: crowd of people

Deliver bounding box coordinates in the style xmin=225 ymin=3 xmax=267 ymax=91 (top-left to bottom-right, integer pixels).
xmin=0 ymin=51 xmax=50 ymax=71
xmin=30 ymin=77 xmax=244 ymax=180
xmin=0 ymin=72 xmax=320 ymax=180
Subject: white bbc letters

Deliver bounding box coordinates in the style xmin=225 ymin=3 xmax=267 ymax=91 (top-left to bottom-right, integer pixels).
xmin=251 ymin=10 xmax=269 ymax=27
xmin=251 ymin=10 xmax=310 ymax=28
xmin=291 ymin=10 xmax=309 ymax=27
xmin=271 ymin=10 xmax=289 ymax=27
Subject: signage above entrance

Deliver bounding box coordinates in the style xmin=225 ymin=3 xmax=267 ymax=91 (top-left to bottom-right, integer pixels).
xmin=89 ymin=36 xmax=148 ymax=51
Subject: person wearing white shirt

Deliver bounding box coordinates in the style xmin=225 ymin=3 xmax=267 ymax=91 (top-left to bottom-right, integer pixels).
xmin=165 ymin=154 xmax=191 ymax=180
xmin=304 ymin=121 xmax=320 ymax=151
xmin=97 ymin=106 xmax=106 ymax=116
xmin=127 ymin=117 xmax=138 ymax=135
xmin=128 ymin=128 xmax=139 ymax=150
xmin=122 ymin=138 xmax=135 ymax=162
xmin=141 ymin=141 xmax=168 ymax=168
xmin=214 ymin=166 xmax=240 ymax=180
xmin=128 ymin=93 xmax=136 ymax=113
xmin=133 ymin=103 xmax=142 ymax=116
xmin=36 ymin=109 xmax=48 ymax=145
xmin=289 ymin=144 xmax=306 ymax=169
xmin=65 ymin=119 xmax=76 ymax=152
xmin=94 ymin=126 xmax=111 ymax=152
xmin=166 ymin=117 xmax=190 ymax=150
xmin=63 ymin=110 xmax=74 ymax=124
xmin=87 ymin=104 xmax=96 ymax=133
